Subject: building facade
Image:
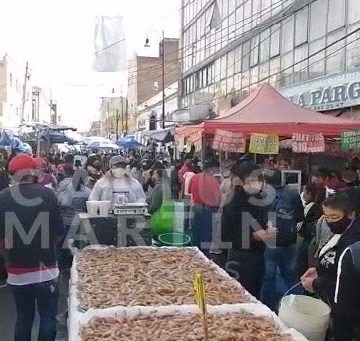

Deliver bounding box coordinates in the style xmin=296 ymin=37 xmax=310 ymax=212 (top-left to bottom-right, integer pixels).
xmin=0 ymin=54 xmax=24 ymax=128
xmin=136 ymin=82 xmax=178 ymax=131
xmin=128 ymin=38 xmax=179 ymax=117
xmin=180 ymin=0 xmax=360 ymax=118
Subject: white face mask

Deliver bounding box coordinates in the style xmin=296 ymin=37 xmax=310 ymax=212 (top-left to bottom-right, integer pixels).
xmin=112 ymin=168 xmax=127 ymax=179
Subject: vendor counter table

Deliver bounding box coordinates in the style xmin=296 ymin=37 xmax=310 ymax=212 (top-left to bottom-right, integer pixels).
xmin=76 ymin=213 xmax=152 ymax=248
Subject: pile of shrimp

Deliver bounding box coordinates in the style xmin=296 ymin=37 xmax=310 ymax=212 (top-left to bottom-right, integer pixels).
xmin=80 ymin=313 xmax=292 ymax=341
xmin=76 ymin=248 xmax=250 ymax=310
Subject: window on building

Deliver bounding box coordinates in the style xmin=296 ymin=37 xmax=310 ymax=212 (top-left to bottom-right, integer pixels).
xmin=328 ymin=0 xmax=345 ymax=32
xmin=242 ymin=70 xmax=250 ymax=88
xmin=235 ymin=5 xmax=244 ymax=36
xmin=9 ymin=73 xmax=13 ymax=87
xmin=259 ymin=62 xmax=269 ymax=82
xmin=269 ymin=56 xmax=281 ymax=85
xmin=242 ymin=40 xmax=250 ymax=71
xmin=346 ymin=25 xmax=360 ymax=69
xmin=281 ymin=51 xmax=294 ymax=86
xmin=220 ymin=55 xmax=227 ymax=79
xmin=261 ymin=0 xmax=271 ymax=22
xmin=348 ymin=0 xmax=360 ymax=25
xmin=281 ymin=15 xmax=294 ymax=53
xmin=234 ymin=72 xmax=241 ymax=91
xmin=270 ymin=24 xmax=280 ymax=57
xmin=310 ymin=0 xmax=326 ymax=41
xmin=295 ymin=6 xmax=308 ymax=47
xmin=210 ymin=1 xmax=221 ymax=29
xmin=228 ymin=12 xmax=236 ymax=41
xmin=309 ymin=39 xmax=325 ymax=79
xmin=260 ymin=29 xmax=270 ymax=63
xmin=294 ymin=44 xmax=309 ymax=83
xmin=326 ymin=29 xmax=346 ymax=74
xmin=229 ymin=0 xmax=236 ymax=14
xmin=227 ymin=50 xmax=235 ymax=75
xmin=252 ymin=0 xmax=262 ymax=28
xmin=250 ymin=36 xmax=259 ymax=67
xmin=234 ymin=45 xmax=242 ymax=73
xmin=215 ymin=58 xmax=221 ymax=82
xmin=243 ymin=0 xmax=252 ymax=32
xmin=227 ymin=76 xmax=234 ymax=93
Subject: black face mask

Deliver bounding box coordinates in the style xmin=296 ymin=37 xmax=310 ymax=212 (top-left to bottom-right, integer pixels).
xmin=326 ymin=216 xmax=352 ymax=234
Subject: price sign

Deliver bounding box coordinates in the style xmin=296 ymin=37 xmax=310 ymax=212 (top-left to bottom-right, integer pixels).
xmin=193 ymin=272 xmax=209 ymax=340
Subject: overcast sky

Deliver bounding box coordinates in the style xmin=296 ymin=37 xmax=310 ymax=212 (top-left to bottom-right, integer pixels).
xmin=0 ymin=0 xmax=180 ymax=131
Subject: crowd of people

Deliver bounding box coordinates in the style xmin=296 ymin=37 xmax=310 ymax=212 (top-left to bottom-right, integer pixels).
xmin=0 ymin=149 xmax=359 ymax=340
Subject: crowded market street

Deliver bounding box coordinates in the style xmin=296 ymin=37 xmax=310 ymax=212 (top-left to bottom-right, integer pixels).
xmin=2 ymin=0 xmax=360 ymax=340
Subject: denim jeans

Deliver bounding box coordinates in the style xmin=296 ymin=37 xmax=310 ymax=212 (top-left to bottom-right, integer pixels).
xmin=191 ymin=205 xmax=214 ymax=254
xmin=11 ymin=279 xmax=59 ymax=341
xmin=261 ymin=244 xmax=298 ymax=311
xmin=0 ymin=255 xmax=7 ymax=281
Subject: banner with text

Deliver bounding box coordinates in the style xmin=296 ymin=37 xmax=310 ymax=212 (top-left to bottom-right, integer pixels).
xmin=341 ymin=131 xmax=360 ymax=151
xmin=249 ymin=133 xmax=279 ymax=154
xmin=212 ymin=129 xmax=246 ymax=153
xmin=292 ymin=133 xmax=325 ymax=153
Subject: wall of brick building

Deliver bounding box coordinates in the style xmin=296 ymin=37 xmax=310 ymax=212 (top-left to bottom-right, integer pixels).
xmin=127 ymin=38 xmax=179 ymax=117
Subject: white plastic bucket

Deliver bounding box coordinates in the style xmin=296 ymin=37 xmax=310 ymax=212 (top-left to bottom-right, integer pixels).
xmin=278 ymin=294 xmax=331 ymax=341
xmin=86 ymin=201 xmax=100 ymax=216
xmin=98 ymin=201 xmax=112 ymax=217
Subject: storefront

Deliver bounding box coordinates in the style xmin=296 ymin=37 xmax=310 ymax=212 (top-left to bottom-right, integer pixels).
xmin=280 ymin=68 xmax=360 ymax=114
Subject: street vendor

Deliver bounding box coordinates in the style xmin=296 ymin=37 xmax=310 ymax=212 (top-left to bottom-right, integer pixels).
xmin=89 ymin=155 xmax=146 ymax=204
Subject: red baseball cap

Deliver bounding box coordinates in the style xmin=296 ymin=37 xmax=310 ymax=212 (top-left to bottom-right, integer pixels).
xmin=33 ymin=157 xmax=47 ymax=169
xmin=9 ymin=154 xmax=36 ymax=174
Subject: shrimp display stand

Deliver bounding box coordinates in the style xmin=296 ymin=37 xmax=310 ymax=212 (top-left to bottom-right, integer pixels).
xmin=68 ymin=246 xmax=308 ymax=341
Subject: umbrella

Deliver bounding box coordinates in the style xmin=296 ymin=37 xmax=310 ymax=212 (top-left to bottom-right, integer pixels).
xmin=87 ymin=141 xmax=120 ymax=150
xmin=116 ymin=135 xmax=143 ymax=149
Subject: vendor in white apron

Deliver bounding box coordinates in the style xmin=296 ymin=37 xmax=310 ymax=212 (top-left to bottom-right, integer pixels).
xmin=89 ymin=155 xmax=146 ymax=204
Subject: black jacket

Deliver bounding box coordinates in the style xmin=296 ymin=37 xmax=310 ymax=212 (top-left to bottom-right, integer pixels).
xmin=313 ymin=219 xmax=360 ymax=306
xmin=332 ymin=241 xmax=360 ymax=341
xmin=0 ymin=183 xmax=63 ymax=271
xmin=221 ymin=186 xmax=271 ymax=252
xmin=298 ymin=202 xmax=323 ymax=242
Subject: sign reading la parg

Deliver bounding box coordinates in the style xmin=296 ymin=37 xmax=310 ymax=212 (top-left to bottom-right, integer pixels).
xmin=280 ymin=69 xmax=360 ymax=111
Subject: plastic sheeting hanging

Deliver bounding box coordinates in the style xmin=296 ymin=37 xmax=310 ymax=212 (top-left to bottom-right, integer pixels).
xmin=93 ymin=16 xmax=127 ymax=72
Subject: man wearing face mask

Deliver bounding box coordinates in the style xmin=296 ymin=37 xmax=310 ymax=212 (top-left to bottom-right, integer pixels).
xmin=301 ymin=191 xmax=360 ymax=308
xmin=89 ymin=155 xmax=146 ymax=203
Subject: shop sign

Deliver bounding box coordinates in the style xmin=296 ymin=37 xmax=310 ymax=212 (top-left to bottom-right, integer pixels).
xmin=249 ymin=133 xmax=279 ymax=154
xmin=292 ymin=133 xmax=325 ymax=153
xmin=341 ymin=130 xmax=360 ymax=150
xmin=212 ymin=129 xmax=245 ymax=153
xmin=281 ymin=69 xmax=360 ymax=111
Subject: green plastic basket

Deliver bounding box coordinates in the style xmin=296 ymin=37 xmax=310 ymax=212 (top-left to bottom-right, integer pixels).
xmin=157 ymin=232 xmax=191 ymax=247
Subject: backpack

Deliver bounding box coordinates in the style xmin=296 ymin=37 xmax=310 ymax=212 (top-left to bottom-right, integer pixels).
xmin=272 ymin=188 xmax=301 ymax=247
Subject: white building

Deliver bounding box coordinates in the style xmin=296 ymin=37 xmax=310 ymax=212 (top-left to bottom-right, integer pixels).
xmin=0 ymin=54 xmax=23 ymax=128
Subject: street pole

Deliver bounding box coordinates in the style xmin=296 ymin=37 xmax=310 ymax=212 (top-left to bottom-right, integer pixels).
xmin=121 ymin=96 xmax=124 ymax=135
xmin=161 ymin=30 xmax=165 ymax=129
xmin=21 ymin=62 xmax=29 ymax=124
xmin=125 ymin=98 xmax=128 ymax=135
xmin=116 ymin=109 xmax=119 ymax=140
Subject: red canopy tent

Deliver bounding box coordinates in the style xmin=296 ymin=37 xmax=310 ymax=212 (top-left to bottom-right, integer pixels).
xmin=203 ymin=84 xmax=360 ymax=137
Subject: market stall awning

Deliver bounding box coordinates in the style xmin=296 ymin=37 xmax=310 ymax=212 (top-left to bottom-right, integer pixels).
xmin=116 ymin=135 xmax=143 ymax=148
xmin=141 ymin=128 xmax=175 ymax=143
xmin=175 ymin=123 xmax=204 ymax=137
xmin=203 ymin=84 xmax=360 ymax=137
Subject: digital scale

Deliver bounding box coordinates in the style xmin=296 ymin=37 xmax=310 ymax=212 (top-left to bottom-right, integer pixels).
xmin=113 ymin=203 xmax=149 ymax=216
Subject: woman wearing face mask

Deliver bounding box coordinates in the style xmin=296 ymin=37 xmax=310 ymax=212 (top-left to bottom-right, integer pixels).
xmin=301 ymin=191 xmax=360 ymax=307
xmin=89 ymin=155 xmax=146 ymax=203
